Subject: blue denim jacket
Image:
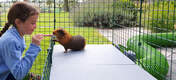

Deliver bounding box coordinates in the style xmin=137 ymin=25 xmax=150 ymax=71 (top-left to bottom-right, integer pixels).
xmin=0 ymin=27 xmax=41 ymax=80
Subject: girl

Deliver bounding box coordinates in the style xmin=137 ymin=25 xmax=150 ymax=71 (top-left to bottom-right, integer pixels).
xmin=0 ymin=2 xmax=44 ymax=80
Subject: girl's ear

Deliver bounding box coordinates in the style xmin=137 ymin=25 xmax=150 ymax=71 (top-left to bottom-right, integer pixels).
xmin=15 ymin=18 xmax=22 ymax=27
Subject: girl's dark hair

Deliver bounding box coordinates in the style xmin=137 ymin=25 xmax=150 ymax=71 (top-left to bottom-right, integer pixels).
xmin=0 ymin=1 xmax=39 ymax=37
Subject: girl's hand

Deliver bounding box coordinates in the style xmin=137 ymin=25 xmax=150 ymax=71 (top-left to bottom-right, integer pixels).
xmin=32 ymin=34 xmax=44 ymax=46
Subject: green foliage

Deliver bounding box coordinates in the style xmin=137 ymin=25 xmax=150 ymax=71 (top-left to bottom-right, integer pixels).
xmin=113 ymin=0 xmax=138 ymax=27
xmin=71 ymin=0 xmax=138 ymax=28
xmin=127 ymin=34 xmax=170 ymax=80
xmin=118 ymin=44 xmax=129 ymax=53
xmin=71 ymin=2 xmax=113 ymax=28
xmin=141 ymin=1 xmax=176 ymax=33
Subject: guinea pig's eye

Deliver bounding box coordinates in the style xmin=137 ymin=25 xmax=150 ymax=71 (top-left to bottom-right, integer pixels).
xmin=58 ymin=29 xmax=65 ymax=36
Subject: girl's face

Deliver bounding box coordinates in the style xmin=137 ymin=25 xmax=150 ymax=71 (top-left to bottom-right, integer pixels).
xmin=17 ymin=14 xmax=39 ymax=37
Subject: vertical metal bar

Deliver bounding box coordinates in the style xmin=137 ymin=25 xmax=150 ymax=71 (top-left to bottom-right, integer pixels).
xmin=53 ymin=0 xmax=56 ymax=32
xmin=138 ymin=0 xmax=143 ymax=65
xmin=167 ymin=0 xmax=173 ymax=79
xmin=166 ymin=1 xmax=170 ymax=79
xmin=170 ymin=1 xmax=176 ymax=80
xmin=112 ymin=0 xmax=115 ymax=45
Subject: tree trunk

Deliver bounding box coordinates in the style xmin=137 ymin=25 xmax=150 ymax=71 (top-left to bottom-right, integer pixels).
xmin=64 ymin=0 xmax=70 ymax=12
xmin=24 ymin=0 xmax=29 ymax=2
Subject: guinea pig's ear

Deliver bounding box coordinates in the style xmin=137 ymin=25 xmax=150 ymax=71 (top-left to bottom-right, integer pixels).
xmin=57 ymin=29 xmax=65 ymax=36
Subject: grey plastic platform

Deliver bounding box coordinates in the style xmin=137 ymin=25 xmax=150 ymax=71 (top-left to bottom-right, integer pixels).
xmin=50 ymin=44 xmax=157 ymax=80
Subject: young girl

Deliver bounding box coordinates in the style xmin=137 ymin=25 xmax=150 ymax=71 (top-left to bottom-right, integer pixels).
xmin=0 ymin=2 xmax=44 ymax=80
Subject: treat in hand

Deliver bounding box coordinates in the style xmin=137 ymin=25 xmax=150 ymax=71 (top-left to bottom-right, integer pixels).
xmin=43 ymin=34 xmax=53 ymax=37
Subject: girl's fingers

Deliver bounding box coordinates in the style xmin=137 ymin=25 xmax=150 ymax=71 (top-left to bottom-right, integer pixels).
xmin=34 ymin=34 xmax=44 ymax=40
xmin=34 ymin=34 xmax=53 ymax=41
xmin=43 ymin=34 xmax=53 ymax=37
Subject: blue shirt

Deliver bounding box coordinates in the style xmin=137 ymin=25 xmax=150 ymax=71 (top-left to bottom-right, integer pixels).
xmin=0 ymin=27 xmax=41 ymax=80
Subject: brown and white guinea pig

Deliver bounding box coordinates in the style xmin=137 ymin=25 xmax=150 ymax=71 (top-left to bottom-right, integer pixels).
xmin=53 ymin=28 xmax=86 ymax=53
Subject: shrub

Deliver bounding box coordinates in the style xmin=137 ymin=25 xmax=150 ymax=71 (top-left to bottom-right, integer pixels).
xmin=70 ymin=0 xmax=138 ymax=28
xmin=113 ymin=0 xmax=138 ymax=27
xmin=141 ymin=1 xmax=176 ymax=33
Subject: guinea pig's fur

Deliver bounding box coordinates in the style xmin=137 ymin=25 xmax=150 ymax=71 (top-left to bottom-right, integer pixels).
xmin=53 ymin=28 xmax=86 ymax=53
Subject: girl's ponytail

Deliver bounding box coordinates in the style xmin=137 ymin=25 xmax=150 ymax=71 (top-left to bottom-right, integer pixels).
xmin=0 ymin=23 xmax=11 ymax=37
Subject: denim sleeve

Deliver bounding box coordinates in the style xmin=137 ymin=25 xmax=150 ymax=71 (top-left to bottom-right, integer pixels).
xmin=3 ymin=40 xmax=41 ymax=80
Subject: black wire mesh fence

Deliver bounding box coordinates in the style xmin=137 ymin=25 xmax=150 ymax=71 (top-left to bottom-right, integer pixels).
xmin=0 ymin=0 xmax=175 ymax=80
xmin=113 ymin=0 xmax=176 ymax=80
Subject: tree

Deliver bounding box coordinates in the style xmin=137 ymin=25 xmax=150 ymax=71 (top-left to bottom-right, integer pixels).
xmin=47 ymin=0 xmax=53 ymax=13
xmin=12 ymin=0 xmax=17 ymax=3
xmin=64 ymin=0 xmax=70 ymax=12
xmin=24 ymin=0 xmax=29 ymax=2
xmin=32 ymin=0 xmax=36 ymax=3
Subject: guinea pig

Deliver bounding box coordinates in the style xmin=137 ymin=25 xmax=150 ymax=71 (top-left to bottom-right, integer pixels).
xmin=53 ymin=28 xmax=86 ymax=53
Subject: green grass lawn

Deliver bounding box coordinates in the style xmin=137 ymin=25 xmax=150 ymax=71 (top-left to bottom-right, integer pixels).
xmin=0 ymin=12 xmax=111 ymax=78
